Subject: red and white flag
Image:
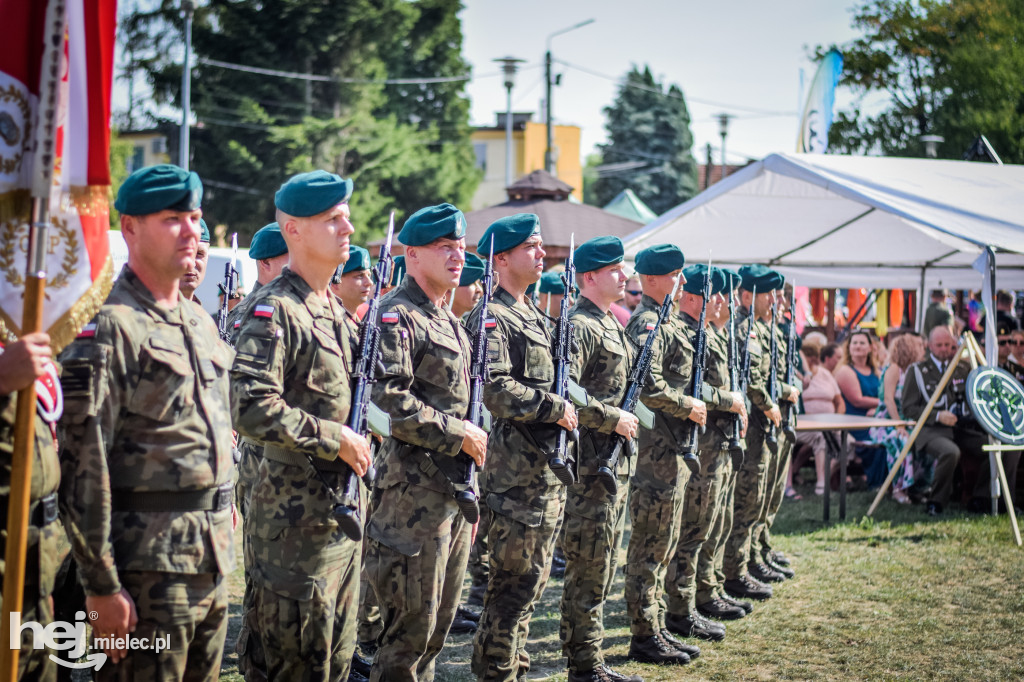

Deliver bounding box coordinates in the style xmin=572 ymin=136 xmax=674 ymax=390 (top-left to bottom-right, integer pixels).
xmin=0 ymin=0 xmax=117 ymax=352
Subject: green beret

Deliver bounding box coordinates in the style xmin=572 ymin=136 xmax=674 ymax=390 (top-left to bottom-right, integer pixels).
xmin=574 ymin=236 xmax=624 ymax=274
xmin=399 ymin=204 xmax=466 ymax=246
xmin=274 ymin=170 xmax=353 ymax=217
xmin=718 ymin=267 xmax=740 ymax=293
xmin=199 ymin=219 xmax=210 ymax=243
xmin=478 ymin=213 xmax=540 ymax=255
xmin=343 ymin=245 xmax=371 ymax=275
xmin=634 ymin=244 xmax=685 ymax=275
xmin=389 ymin=255 xmax=406 ymax=286
xmin=739 ymin=264 xmax=783 ymax=292
xmin=249 ymin=223 xmax=287 ymax=260
xmin=460 ymin=252 xmax=485 ymax=287
xmin=682 ymin=264 xmax=714 ymax=295
xmin=769 ymin=268 xmax=786 ymax=290
xmin=539 ymin=270 xmax=563 ymax=294
xmin=114 ymin=164 xmax=202 ymax=216
xmin=710 ymin=267 xmax=728 ymax=295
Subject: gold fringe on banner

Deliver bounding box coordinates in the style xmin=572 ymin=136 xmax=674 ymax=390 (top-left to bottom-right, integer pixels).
xmin=46 ymin=256 xmax=113 ymax=354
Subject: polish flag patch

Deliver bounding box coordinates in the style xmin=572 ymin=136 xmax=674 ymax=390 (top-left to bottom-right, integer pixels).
xmin=485 ymin=317 xmax=497 ymax=329
xmin=646 ymin=322 xmax=657 ymax=331
xmin=382 ymin=312 xmax=400 ymax=324
xmin=77 ymin=323 xmax=97 ymax=338
xmin=233 ymin=320 xmax=241 ymax=329
xmin=254 ymin=304 xmax=274 ymax=318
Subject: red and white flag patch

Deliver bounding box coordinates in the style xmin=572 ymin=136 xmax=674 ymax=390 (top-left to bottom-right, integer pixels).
xmin=646 ymin=322 xmax=656 ymax=331
xmin=233 ymin=320 xmax=241 ymax=329
xmin=77 ymin=323 xmax=97 ymax=338
xmin=485 ymin=317 xmax=497 ymax=329
xmin=382 ymin=312 xmax=400 ymax=324
xmin=254 ymin=304 xmax=274 ymax=318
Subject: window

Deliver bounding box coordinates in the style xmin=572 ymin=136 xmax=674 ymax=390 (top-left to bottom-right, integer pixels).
xmin=474 ymin=143 xmax=487 ymax=172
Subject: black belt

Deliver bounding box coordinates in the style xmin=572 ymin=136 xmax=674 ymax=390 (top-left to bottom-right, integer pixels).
xmin=0 ymin=492 xmax=59 ymax=530
xmin=111 ymin=483 xmax=233 ymax=513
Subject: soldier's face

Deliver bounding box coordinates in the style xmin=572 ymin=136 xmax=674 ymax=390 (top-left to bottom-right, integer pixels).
xmin=504 ymin=236 xmax=546 ymax=283
xmin=180 ymin=241 xmax=209 ymax=297
xmin=711 ymin=292 xmax=725 ymax=318
xmin=452 ymin=282 xmax=482 ymax=316
xmin=754 ymin=291 xmax=773 ymax=318
xmin=335 ymin=269 xmax=373 ymax=306
xmin=586 ymin=262 xmax=627 ymax=305
xmin=929 ymin=330 xmax=956 ymax=361
xmin=303 ymin=202 xmax=353 ymax=267
xmin=123 ymin=208 xmax=203 ymax=281
xmin=415 ymin=237 xmax=466 ymax=290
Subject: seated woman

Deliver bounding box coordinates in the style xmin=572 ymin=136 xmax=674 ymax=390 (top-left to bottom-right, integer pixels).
xmin=869 ymin=332 xmax=927 ymax=504
xmin=792 ymin=337 xmax=847 ymax=495
xmin=834 ymin=330 xmax=887 ymax=486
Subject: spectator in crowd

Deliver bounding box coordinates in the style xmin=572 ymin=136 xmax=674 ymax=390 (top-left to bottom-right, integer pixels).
xmin=834 ymin=331 xmax=882 ymax=442
xmin=622 ymin=274 xmax=643 ymax=311
xmin=791 ymin=337 xmax=846 ymax=496
xmin=923 ymin=289 xmax=954 ymax=338
xmin=979 ymin=290 xmax=1021 ymax=336
xmin=821 ymin=342 xmax=842 ymax=373
xmin=1010 ymin=329 xmax=1024 ymax=365
xmin=869 ymin=333 xmax=927 ymax=504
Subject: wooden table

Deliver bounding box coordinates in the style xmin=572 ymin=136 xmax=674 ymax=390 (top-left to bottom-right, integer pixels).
xmin=795 ymin=413 xmax=913 ymax=522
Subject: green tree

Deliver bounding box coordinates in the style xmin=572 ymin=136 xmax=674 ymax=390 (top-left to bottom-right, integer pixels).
xmin=819 ymin=0 xmax=1024 ymax=162
xmin=591 ymin=66 xmax=699 ymax=216
xmin=121 ymin=0 xmax=479 ymax=242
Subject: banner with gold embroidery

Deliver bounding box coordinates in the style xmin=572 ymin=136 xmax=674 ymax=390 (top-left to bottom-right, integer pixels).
xmin=0 ymin=0 xmax=117 ymax=352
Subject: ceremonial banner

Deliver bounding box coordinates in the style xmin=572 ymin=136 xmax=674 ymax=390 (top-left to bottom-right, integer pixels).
xmin=796 ymin=49 xmax=843 ymax=154
xmin=0 ymin=0 xmax=117 ymax=353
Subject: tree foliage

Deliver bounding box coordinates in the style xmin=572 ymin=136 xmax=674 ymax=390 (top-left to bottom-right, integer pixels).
xmin=819 ymin=0 xmax=1024 ymax=162
xmin=590 ymin=66 xmax=699 ymax=216
xmin=120 ymin=0 xmax=479 ymax=242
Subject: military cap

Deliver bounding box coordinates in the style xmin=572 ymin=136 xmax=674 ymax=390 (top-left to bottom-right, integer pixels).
xmin=389 ymin=255 xmax=406 ymax=286
xmin=634 ymin=244 xmax=685 ymax=275
xmin=739 ymin=264 xmax=783 ymax=292
xmin=114 ymin=164 xmax=202 ymax=216
xmin=460 ymin=252 xmax=485 ymax=287
xmin=398 ymin=203 xmax=466 ymax=246
xmin=574 ymin=236 xmax=624 ymax=274
xmin=249 ymin=222 xmax=288 ymax=260
xmin=274 ymin=170 xmax=353 ymax=217
xmin=718 ymin=267 xmax=741 ymax=294
xmin=682 ymin=264 xmax=715 ymax=295
xmin=199 ymin=218 xmax=210 ymax=243
xmin=343 ymin=245 xmax=371 ymax=275
xmin=477 ymin=213 xmax=541 ymax=255
xmin=539 ymin=270 xmax=563 ymax=294
xmin=980 ymin=310 xmax=1020 ymax=336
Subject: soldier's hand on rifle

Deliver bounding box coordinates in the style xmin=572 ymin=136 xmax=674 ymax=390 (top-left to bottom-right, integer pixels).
xmin=764 ymin=404 xmax=782 ymax=427
xmin=784 ymin=386 xmax=801 ymax=403
xmin=0 ymin=332 xmax=51 ymax=393
xmin=87 ymin=589 xmax=139 ymax=663
xmin=558 ymin=403 xmax=579 ymax=432
xmin=462 ymin=421 xmax=488 ymax=467
xmin=615 ymin=411 xmax=639 ymax=439
xmin=338 ymin=425 xmax=372 ymax=476
xmin=937 ymin=410 xmax=958 ymax=427
xmin=688 ymin=399 xmax=707 ymax=427
xmin=728 ymin=391 xmax=747 ymax=418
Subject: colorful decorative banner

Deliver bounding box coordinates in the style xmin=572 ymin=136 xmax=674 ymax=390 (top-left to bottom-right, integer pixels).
xmin=797 ymin=49 xmax=843 ymax=154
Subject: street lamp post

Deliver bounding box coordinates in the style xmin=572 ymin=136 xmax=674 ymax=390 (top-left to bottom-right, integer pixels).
xmin=179 ymin=0 xmax=195 ymax=170
xmin=494 ymin=57 xmax=524 ymax=190
xmin=544 ymin=19 xmax=594 ymax=174
xmin=920 ymin=134 xmax=944 ymax=159
xmin=717 ymin=113 xmax=731 ymax=182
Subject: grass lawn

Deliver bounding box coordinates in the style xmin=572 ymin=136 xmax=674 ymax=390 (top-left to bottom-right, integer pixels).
xmin=219 ymin=483 xmax=1024 ymax=681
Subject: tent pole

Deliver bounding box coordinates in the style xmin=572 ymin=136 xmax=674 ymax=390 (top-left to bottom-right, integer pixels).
xmin=916 ymin=267 xmax=927 ymax=332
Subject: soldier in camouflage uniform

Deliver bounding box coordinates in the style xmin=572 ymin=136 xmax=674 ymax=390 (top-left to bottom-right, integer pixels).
xmin=331 ymin=245 xmax=373 ymax=319
xmin=1 ymin=333 xmax=66 ymax=681
xmin=723 ymin=265 xmax=787 ymax=601
xmin=622 ymin=244 xmax=707 ymax=665
xmin=178 ymin=218 xmax=210 ymax=305
xmin=58 ymin=165 xmax=235 ymax=681
xmin=467 ymin=213 xmax=580 ymax=682
xmin=231 ymin=170 xmax=372 ymax=681
xmin=364 ymin=203 xmax=487 ymax=682
xmin=225 ymin=222 xmax=289 ymax=346
xmin=559 ymin=237 xmax=641 ymax=682
xmin=664 ymin=265 xmax=749 ymax=637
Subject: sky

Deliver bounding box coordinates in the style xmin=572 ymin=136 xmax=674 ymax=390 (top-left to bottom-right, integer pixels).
xmin=458 ymin=0 xmax=872 ymax=165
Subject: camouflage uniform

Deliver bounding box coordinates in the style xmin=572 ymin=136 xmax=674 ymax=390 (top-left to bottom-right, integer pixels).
xmin=469 ymin=286 xmax=569 ymax=682
xmin=231 ymin=267 xmax=361 ymax=682
xmin=723 ymin=308 xmax=775 ymax=580
xmin=560 ymin=296 xmax=634 ymax=673
xmin=364 ymin=275 xmax=473 ymax=682
xmin=665 ymin=317 xmax=736 ymax=616
xmin=623 ymin=295 xmax=698 ymax=637
xmin=58 ymin=267 xmax=235 ymax=682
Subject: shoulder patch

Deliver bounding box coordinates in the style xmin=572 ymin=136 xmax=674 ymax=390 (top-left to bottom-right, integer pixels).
xmin=253 ymin=304 xmax=274 ymax=318
xmin=382 ymin=312 xmax=400 ymax=324
xmin=485 ymin=317 xmax=497 ymax=329
xmin=646 ymin=322 xmax=657 ymax=331
xmin=76 ymin=323 xmax=97 ymax=338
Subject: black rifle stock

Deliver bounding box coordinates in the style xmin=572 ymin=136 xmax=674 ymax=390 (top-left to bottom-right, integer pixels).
xmin=680 ymin=262 xmax=712 ymax=475
xmin=780 ymin=285 xmax=798 ymax=439
xmin=216 ymin=233 xmax=240 ymax=342
xmin=727 ymin=285 xmax=744 ymax=457
xmin=548 ymin=238 xmax=580 ymax=485
xmin=766 ymin=300 xmax=780 ymax=445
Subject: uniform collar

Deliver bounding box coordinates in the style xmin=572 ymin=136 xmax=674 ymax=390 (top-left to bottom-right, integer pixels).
xmin=679 ymin=310 xmax=700 ymax=330
xmin=573 ymin=295 xmax=608 ymax=320
xmin=397 ymin=274 xmax=450 ymax=319
xmin=117 ymin=265 xmax=185 ymax=325
xmin=280 ymin=267 xmax=332 ymax=319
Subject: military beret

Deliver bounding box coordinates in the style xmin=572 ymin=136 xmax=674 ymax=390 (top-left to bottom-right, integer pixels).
xmin=274 ymin=170 xmax=353 ymax=217
xmin=739 ymin=264 xmax=783 ymax=292
xmin=114 ymin=164 xmax=202 ymax=216
xmin=634 ymin=244 xmax=685 ymax=276
xmin=460 ymin=252 xmax=485 ymax=287
xmin=539 ymin=270 xmax=563 ymax=295
xmin=682 ymin=264 xmax=715 ymax=295
xmin=574 ymin=236 xmax=624 ymax=274
xmin=398 ymin=203 xmax=466 ymax=246
xmin=199 ymin=218 xmax=210 ymax=243
xmin=389 ymin=255 xmax=406 ymax=286
xmin=477 ymin=213 xmax=541 ymax=255
xmin=249 ymin=223 xmax=288 ymax=260
xmin=343 ymin=245 xmax=371 ymax=275
xmin=710 ymin=267 xmax=729 ymax=295
xmin=718 ymin=267 xmax=740 ymax=294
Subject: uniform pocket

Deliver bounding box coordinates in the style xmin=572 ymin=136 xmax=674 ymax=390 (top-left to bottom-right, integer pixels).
xmin=130 ymin=338 xmax=195 ymax=423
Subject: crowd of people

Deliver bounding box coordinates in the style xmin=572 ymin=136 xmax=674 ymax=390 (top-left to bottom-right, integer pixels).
xmin=2 ymin=161 xmax=1021 ymax=682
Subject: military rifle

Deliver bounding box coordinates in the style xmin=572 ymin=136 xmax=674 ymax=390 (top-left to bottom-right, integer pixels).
xmin=780 ymin=283 xmax=798 ymax=439
xmin=727 ymin=280 xmax=745 ymax=458
xmin=548 ymin=235 xmax=581 ymax=485
xmin=595 ymin=274 xmax=681 ymax=494
xmin=766 ymin=296 xmax=780 ymax=446
xmin=680 ymin=257 xmax=712 ymax=475
xmin=216 ymin=233 xmax=240 ymax=342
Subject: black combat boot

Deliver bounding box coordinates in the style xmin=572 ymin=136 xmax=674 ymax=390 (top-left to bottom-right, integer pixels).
xmin=665 ymin=612 xmax=725 ymax=642
xmin=697 ymin=597 xmax=746 ymax=620
xmin=628 ymin=634 xmax=690 ymax=665
xmin=723 ymin=574 xmax=773 ymax=601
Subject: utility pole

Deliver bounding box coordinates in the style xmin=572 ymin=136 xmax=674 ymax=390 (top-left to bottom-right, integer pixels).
xmin=179 ymin=0 xmax=195 ymax=170
xmin=544 ymin=19 xmax=594 ymax=174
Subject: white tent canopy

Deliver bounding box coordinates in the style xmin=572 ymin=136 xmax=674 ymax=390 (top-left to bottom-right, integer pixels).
xmin=624 ymin=153 xmax=1024 ymax=289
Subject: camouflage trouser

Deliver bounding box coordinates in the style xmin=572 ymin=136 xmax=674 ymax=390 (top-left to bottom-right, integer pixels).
xmin=3 ymin=578 xmax=57 ymax=682
xmin=560 ymin=474 xmax=629 ymax=672
xmin=467 ymin=503 xmax=492 ymax=589
xmin=624 ymin=481 xmax=686 ymax=637
xmin=235 ymin=442 xmax=266 ymax=679
xmin=723 ymin=419 xmax=771 ymax=579
xmin=472 ymin=485 xmax=565 ymax=681
xmin=755 ymin=435 xmax=792 ymax=561
xmin=704 ymin=464 xmax=737 ymax=603
xmin=666 ymin=438 xmax=730 ymax=616
xmin=365 ymin=483 xmax=470 ymax=682
xmin=357 ymin=569 xmax=382 ymax=646
xmin=96 ymin=571 xmax=228 ymax=682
